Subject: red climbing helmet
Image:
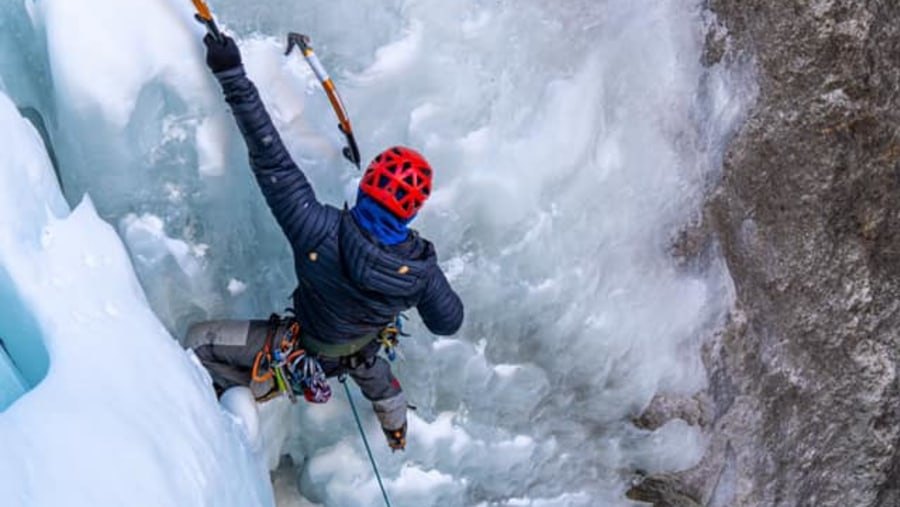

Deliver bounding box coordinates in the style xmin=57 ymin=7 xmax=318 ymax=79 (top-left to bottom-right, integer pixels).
xmin=359 ymin=146 xmax=433 ymax=220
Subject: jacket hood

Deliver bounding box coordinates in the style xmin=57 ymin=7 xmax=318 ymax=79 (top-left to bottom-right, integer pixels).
xmin=339 ymin=211 xmax=436 ymax=297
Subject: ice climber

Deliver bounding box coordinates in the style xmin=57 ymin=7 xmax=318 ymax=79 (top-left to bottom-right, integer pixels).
xmin=184 ymin=34 xmax=464 ymax=451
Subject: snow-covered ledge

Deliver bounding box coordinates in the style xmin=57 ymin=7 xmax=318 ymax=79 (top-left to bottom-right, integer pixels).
xmin=0 ymin=92 xmax=273 ymax=506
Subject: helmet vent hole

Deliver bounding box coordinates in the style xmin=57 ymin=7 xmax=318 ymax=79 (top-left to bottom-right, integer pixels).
xmin=403 ymin=175 xmax=415 ymax=185
xmin=378 ymin=175 xmax=391 ymax=188
xmin=392 ymin=147 xmax=403 ymax=156
xmin=403 ymin=162 xmax=411 ymax=170
xmin=387 ymin=164 xmax=398 ymax=174
xmin=421 ymin=167 xmax=432 ymax=177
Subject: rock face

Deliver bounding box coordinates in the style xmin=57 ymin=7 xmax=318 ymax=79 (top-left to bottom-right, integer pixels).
xmin=633 ymin=2 xmax=900 ymax=506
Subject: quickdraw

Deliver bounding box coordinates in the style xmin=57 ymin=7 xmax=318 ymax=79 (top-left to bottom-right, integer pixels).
xmin=287 ymin=350 xmax=332 ymax=403
xmin=377 ymin=314 xmax=409 ymax=363
xmin=251 ymin=315 xmax=332 ymax=404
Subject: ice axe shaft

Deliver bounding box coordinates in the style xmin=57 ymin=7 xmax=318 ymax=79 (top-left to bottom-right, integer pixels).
xmin=190 ymin=0 xmax=223 ymax=43
xmin=286 ymin=32 xmax=361 ymax=169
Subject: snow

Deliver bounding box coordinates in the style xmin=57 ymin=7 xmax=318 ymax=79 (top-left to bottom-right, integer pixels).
xmin=228 ymin=278 xmax=248 ymax=295
xmin=0 ymin=92 xmax=272 ymax=506
xmin=0 ymin=0 xmax=752 ymax=506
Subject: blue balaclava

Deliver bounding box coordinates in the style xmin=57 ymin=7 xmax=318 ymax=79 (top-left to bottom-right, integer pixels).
xmin=351 ymin=190 xmax=415 ymax=245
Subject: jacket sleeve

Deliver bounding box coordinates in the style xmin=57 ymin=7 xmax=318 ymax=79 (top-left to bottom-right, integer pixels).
xmin=417 ymin=268 xmax=464 ymax=336
xmin=214 ymin=66 xmax=331 ymax=250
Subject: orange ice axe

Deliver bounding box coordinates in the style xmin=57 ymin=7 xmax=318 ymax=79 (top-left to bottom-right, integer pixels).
xmin=286 ymin=32 xmax=362 ymax=169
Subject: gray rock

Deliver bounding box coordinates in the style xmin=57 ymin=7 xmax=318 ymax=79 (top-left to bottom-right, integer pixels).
xmin=631 ymin=393 xmax=712 ymax=432
xmin=648 ymin=0 xmax=900 ymax=507
xmin=651 ymin=1 xmax=900 ymax=506
xmin=626 ymin=474 xmax=704 ymax=507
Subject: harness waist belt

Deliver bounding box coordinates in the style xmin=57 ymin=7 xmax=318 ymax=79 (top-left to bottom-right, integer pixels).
xmin=299 ymin=329 xmax=379 ymax=358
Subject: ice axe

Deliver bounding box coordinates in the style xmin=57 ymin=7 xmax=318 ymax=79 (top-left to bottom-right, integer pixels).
xmin=190 ymin=0 xmax=223 ymax=44
xmin=286 ymin=32 xmax=362 ymax=169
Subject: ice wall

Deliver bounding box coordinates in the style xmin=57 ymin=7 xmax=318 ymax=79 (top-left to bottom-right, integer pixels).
xmin=0 ymin=90 xmax=273 ymax=505
xmin=0 ymin=266 xmax=49 ymax=410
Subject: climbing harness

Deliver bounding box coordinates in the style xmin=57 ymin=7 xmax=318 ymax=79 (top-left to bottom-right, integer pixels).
xmin=284 ymin=32 xmax=362 ymax=169
xmin=251 ymin=315 xmax=332 ymax=404
xmin=299 ymin=328 xmax=380 ymax=358
xmin=342 ymin=376 xmax=394 ymax=507
xmin=249 ymin=314 xmax=404 ymax=507
xmin=250 ymin=314 xmax=406 ymax=404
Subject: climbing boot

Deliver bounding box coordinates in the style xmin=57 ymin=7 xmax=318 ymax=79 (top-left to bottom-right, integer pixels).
xmin=382 ymin=423 xmax=407 ymax=451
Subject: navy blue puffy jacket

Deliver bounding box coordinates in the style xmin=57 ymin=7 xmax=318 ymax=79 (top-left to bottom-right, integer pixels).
xmin=215 ymin=66 xmax=464 ymax=344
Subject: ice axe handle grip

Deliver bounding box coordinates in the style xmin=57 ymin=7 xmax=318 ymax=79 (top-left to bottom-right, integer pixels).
xmin=194 ymin=13 xmax=223 ymax=44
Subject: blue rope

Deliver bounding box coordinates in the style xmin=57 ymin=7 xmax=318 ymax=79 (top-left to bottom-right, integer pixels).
xmin=342 ymin=377 xmax=393 ymax=507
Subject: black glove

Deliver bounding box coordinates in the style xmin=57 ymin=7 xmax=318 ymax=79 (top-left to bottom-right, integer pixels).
xmin=203 ymin=33 xmax=242 ymax=73
xmin=383 ymin=423 xmax=407 ymax=451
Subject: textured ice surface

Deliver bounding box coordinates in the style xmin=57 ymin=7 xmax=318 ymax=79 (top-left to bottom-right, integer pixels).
xmin=0 ymin=91 xmax=273 ymax=506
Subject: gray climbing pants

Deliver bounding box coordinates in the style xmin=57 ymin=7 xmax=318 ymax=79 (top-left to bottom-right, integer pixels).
xmin=184 ymin=319 xmax=407 ymax=431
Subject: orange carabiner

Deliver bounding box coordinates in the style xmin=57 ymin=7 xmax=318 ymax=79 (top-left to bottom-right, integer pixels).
xmin=251 ymin=349 xmax=273 ymax=383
